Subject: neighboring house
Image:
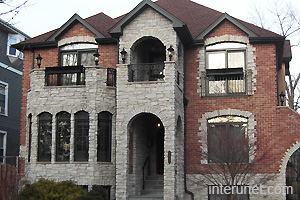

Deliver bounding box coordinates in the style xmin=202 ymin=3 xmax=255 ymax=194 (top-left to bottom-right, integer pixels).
xmin=0 ymin=18 xmax=30 ymax=164
xmin=13 ymin=0 xmax=300 ymax=199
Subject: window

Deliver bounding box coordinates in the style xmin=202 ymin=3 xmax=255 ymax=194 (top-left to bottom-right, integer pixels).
xmin=7 ymin=34 xmax=24 ymax=58
xmin=97 ymin=112 xmax=112 ymax=162
xmin=205 ymin=43 xmax=249 ymax=96
xmin=0 ymin=131 xmax=6 ymax=163
xmin=28 ymin=114 xmax=32 ymax=162
xmin=0 ymin=82 xmax=8 ymax=115
xmin=37 ymin=112 xmax=52 ymax=162
xmin=207 ymin=116 xmax=248 ymax=163
xmin=74 ymin=111 xmax=89 ymax=161
xmin=56 ymin=112 xmax=71 ymax=162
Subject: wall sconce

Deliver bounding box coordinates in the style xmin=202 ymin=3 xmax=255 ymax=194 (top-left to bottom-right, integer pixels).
xmin=93 ymin=49 xmax=100 ymax=66
xmin=120 ymin=48 xmax=127 ymax=64
xmin=167 ymin=45 xmax=174 ymax=61
xmin=36 ymin=54 xmax=43 ymax=68
xmin=279 ymin=91 xmax=285 ymax=106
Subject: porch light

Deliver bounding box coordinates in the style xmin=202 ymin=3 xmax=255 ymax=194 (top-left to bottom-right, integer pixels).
xmin=36 ymin=54 xmax=43 ymax=68
xmin=93 ymin=49 xmax=100 ymax=66
xmin=167 ymin=45 xmax=174 ymax=61
xmin=279 ymin=91 xmax=285 ymax=106
xmin=120 ymin=48 xmax=127 ymax=64
xmin=157 ymin=123 xmax=161 ymax=127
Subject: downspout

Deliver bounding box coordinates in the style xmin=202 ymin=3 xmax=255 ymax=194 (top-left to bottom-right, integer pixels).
xmin=183 ymin=46 xmax=194 ymax=200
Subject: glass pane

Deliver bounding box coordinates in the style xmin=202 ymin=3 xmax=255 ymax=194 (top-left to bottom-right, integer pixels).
xmin=207 ymin=52 xmax=226 ymax=69
xmin=208 ymin=116 xmax=247 ymax=123
xmin=0 ymin=134 xmax=4 ymax=148
xmin=62 ymin=53 xmax=78 ymax=66
xmin=75 ymin=112 xmax=89 ymax=161
xmin=209 ymin=80 xmax=226 ymax=94
xmin=81 ymin=52 xmax=94 ymax=66
xmin=38 ymin=113 xmax=52 ymax=162
xmin=228 ymin=79 xmax=245 ymax=93
xmin=9 ymin=37 xmax=17 ymax=55
xmin=56 ymin=112 xmax=71 ymax=162
xmin=207 ymin=43 xmax=246 ymax=50
xmin=97 ymin=112 xmax=112 ymax=162
xmin=228 ymin=51 xmax=245 ymax=68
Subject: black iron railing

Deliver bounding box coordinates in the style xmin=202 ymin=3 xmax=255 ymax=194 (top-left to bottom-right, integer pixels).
xmin=200 ymin=69 xmax=252 ymax=96
xmin=128 ymin=63 xmax=165 ymax=82
xmin=45 ymin=66 xmax=85 ymax=86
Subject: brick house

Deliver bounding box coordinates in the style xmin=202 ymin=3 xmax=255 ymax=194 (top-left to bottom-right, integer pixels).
xmin=14 ymin=0 xmax=300 ymax=199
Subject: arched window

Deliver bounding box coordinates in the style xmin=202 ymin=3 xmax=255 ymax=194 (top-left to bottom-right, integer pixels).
xmin=207 ymin=116 xmax=248 ymax=163
xmin=38 ymin=112 xmax=52 ymax=162
xmin=97 ymin=112 xmax=112 ymax=162
xmin=56 ymin=112 xmax=71 ymax=162
xmin=74 ymin=111 xmax=89 ymax=161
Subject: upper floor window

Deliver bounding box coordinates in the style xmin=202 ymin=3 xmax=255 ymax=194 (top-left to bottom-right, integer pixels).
xmin=207 ymin=116 xmax=248 ymax=163
xmin=7 ymin=34 xmax=24 ymax=59
xmin=74 ymin=111 xmax=89 ymax=162
xmin=204 ymin=43 xmax=250 ymax=96
xmin=0 ymin=82 xmax=8 ymax=116
xmin=60 ymin=43 xmax=97 ymax=67
xmin=37 ymin=112 xmax=52 ymax=162
xmin=56 ymin=112 xmax=71 ymax=162
xmin=97 ymin=112 xmax=112 ymax=162
xmin=0 ymin=131 xmax=7 ymax=163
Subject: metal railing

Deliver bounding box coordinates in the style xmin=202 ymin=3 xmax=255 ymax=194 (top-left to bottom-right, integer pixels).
xmin=200 ymin=69 xmax=252 ymax=97
xmin=128 ymin=63 xmax=165 ymax=82
xmin=142 ymin=156 xmax=150 ymax=190
xmin=45 ymin=66 xmax=85 ymax=86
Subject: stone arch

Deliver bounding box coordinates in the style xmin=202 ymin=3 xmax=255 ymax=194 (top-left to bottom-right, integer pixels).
xmin=280 ymin=141 xmax=300 ymax=176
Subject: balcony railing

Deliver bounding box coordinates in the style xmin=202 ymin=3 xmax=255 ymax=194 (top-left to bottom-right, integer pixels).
xmin=128 ymin=63 xmax=165 ymax=82
xmin=45 ymin=66 xmax=85 ymax=86
xmin=200 ymin=69 xmax=252 ymax=96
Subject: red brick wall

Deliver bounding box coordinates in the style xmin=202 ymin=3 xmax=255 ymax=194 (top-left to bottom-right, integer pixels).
xmin=184 ymin=22 xmax=288 ymax=174
xmin=205 ymin=19 xmax=248 ymax=38
xmin=61 ymin=22 xmax=96 ymax=39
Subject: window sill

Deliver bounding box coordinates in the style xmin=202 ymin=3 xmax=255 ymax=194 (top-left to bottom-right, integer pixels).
xmin=127 ymin=80 xmax=165 ymax=85
xmin=44 ymin=85 xmax=86 ymax=89
xmin=97 ymin=161 xmax=113 ymax=165
xmin=36 ymin=162 xmax=51 ymax=164
xmin=202 ymin=94 xmax=251 ymax=98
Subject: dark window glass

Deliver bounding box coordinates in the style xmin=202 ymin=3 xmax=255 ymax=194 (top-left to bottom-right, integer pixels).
xmin=38 ymin=112 xmax=52 ymax=162
xmin=9 ymin=37 xmax=17 ymax=56
xmin=56 ymin=112 xmax=71 ymax=162
xmin=74 ymin=111 xmax=89 ymax=161
xmin=207 ymin=116 xmax=248 ymax=163
xmin=28 ymin=114 xmax=32 ymax=162
xmin=0 ymin=84 xmax=6 ymax=114
xmin=97 ymin=112 xmax=112 ymax=162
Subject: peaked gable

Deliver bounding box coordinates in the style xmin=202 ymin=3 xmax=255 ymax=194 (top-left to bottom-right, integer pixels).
xmin=47 ymin=13 xmax=105 ymax=42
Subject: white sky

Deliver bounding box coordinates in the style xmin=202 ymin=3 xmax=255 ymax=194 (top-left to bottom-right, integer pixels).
xmin=2 ymin=0 xmax=300 ymax=74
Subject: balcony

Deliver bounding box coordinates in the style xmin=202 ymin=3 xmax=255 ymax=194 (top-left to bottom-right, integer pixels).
xmin=45 ymin=66 xmax=116 ymax=87
xmin=128 ymin=63 xmax=165 ymax=82
xmin=200 ymin=69 xmax=252 ymax=97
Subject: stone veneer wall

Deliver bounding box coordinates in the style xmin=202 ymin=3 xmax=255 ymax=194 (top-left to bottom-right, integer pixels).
xmin=22 ymin=66 xmax=116 ymax=197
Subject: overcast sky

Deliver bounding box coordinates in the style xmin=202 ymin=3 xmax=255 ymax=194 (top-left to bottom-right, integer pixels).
xmin=2 ymin=0 xmax=300 ymax=74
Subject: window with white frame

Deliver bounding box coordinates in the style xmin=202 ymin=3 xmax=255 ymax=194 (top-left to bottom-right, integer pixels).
xmin=0 ymin=131 xmax=7 ymax=163
xmin=0 ymin=82 xmax=8 ymax=115
xmin=7 ymin=34 xmax=24 ymax=59
xmin=204 ymin=43 xmax=250 ymax=96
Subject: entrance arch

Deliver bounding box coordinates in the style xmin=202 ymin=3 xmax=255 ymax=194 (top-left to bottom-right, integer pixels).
xmin=128 ymin=113 xmax=165 ymax=194
xmin=286 ymin=146 xmax=300 ymax=200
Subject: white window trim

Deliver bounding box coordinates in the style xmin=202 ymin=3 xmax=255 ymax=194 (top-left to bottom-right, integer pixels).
xmin=0 ymin=130 xmax=7 ymax=162
xmin=7 ymin=33 xmax=24 ymax=59
xmin=0 ymin=81 xmax=8 ymax=116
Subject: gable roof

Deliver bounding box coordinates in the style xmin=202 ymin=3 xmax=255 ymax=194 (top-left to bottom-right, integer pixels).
xmin=14 ymin=0 xmax=286 ymax=50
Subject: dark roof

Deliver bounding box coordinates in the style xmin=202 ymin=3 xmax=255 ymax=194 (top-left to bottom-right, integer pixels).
xmin=14 ymin=0 xmax=285 ymax=48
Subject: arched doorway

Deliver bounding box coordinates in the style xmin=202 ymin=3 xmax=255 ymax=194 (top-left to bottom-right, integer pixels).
xmin=286 ymin=148 xmax=300 ymax=200
xmin=128 ymin=113 xmax=164 ymax=194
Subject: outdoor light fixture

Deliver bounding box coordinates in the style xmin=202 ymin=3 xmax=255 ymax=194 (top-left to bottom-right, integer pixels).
xmin=93 ymin=49 xmax=100 ymax=66
xmin=279 ymin=91 xmax=285 ymax=106
xmin=36 ymin=54 xmax=43 ymax=68
xmin=167 ymin=45 xmax=174 ymax=61
xmin=120 ymin=48 xmax=127 ymax=64
xmin=157 ymin=123 xmax=161 ymax=128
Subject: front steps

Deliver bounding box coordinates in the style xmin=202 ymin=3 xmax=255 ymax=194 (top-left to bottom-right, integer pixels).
xmin=129 ymin=175 xmax=163 ymax=200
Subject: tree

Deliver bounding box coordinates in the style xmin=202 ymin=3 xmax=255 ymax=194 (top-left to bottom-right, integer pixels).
xmin=250 ymin=0 xmax=300 ymax=111
xmin=0 ymin=0 xmax=30 ymax=23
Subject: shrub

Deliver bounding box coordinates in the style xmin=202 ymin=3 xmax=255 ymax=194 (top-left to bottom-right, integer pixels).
xmin=80 ymin=185 xmax=109 ymax=200
xmin=15 ymin=179 xmax=85 ymax=200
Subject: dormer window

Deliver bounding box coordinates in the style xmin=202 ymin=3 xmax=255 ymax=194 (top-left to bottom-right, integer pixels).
xmin=203 ymin=43 xmax=251 ymax=96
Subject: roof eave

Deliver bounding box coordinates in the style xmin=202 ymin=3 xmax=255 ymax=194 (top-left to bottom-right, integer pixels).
xmin=13 ymin=41 xmax=57 ymax=51
xmin=47 ymin=13 xmax=105 ymax=42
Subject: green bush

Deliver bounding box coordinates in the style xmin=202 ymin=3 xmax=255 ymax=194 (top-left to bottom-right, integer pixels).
xmin=15 ymin=179 xmax=85 ymax=200
xmin=80 ymin=185 xmax=109 ymax=200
